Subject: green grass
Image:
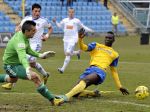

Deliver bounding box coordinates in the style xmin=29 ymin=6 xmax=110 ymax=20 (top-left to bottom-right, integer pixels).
xmin=0 ymin=35 xmax=150 ymax=112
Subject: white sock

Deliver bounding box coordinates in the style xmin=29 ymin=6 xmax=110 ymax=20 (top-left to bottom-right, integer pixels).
xmin=72 ymin=50 xmax=80 ymax=56
xmin=61 ymin=56 xmax=71 ymax=71
xmin=35 ymin=63 xmax=47 ymax=76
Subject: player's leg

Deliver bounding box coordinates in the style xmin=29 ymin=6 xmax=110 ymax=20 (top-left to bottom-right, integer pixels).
xmin=71 ymin=41 xmax=81 ymax=59
xmin=58 ymin=42 xmax=74 ymax=73
xmin=72 ymin=50 xmax=81 ymax=60
xmin=1 ymin=65 xmax=19 ymax=90
xmin=62 ymin=66 xmax=105 ymax=101
xmin=65 ymin=73 xmax=100 ymax=99
xmin=15 ymin=65 xmax=63 ymax=106
xmin=115 ymin=24 xmax=118 ymax=36
xmin=29 ymin=60 xmax=49 ymax=84
xmin=31 ymin=44 xmax=50 ymax=84
xmin=77 ymin=89 xmax=101 ymax=97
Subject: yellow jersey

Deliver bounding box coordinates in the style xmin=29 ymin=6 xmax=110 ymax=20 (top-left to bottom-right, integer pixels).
xmin=80 ymin=41 xmax=119 ymax=71
xmin=111 ymin=15 xmax=119 ymax=25
xmin=79 ymin=38 xmax=122 ymax=88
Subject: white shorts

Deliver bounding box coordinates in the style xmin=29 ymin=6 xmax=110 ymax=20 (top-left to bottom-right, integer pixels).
xmin=64 ymin=41 xmax=76 ymax=54
xmin=27 ymin=44 xmax=41 ymax=62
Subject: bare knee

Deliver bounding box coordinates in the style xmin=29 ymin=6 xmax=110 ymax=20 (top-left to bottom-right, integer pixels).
xmin=30 ymin=72 xmax=41 ymax=85
xmin=82 ymin=74 xmax=100 ymax=87
xmin=82 ymin=79 xmax=91 ymax=87
xmin=30 ymin=62 xmax=36 ymax=68
xmin=7 ymin=77 xmax=18 ymax=83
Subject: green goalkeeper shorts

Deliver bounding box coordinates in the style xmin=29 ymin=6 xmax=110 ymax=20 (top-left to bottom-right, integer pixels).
xmin=4 ymin=64 xmax=27 ymax=79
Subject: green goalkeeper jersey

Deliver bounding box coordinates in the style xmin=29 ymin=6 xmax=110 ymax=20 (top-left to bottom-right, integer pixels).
xmin=3 ymin=31 xmax=40 ymax=69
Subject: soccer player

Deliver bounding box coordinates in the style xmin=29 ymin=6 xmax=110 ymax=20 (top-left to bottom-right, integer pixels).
xmin=53 ymin=8 xmax=94 ymax=74
xmin=2 ymin=3 xmax=52 ymax=89
xmin=56 ymin=29 xmax=129 ymax=104
xmin=0 ymin=21 xmax=63 ymax=106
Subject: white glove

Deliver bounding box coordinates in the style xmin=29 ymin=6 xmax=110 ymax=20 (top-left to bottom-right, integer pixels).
xmin=39 ymin=51 xmax=56 ymax=59
xmin=26 ymin=67 xmax=31 ymax=80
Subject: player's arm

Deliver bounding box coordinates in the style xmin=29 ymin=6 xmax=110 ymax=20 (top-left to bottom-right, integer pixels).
xmin=52 ymin=17 xmax=64 ymax=28
xmin=26 ymin=45 xmax=40 ymax=57
xmin=110 ymin=66 xmax=129 ymax=95
xmin=78 ymin=28 xmax=96 ymax=51
xmin=78 ymin=28 xmax=88 ymax=51
xmin=110 ymin=66 xmax=122 ymax=88
xmin=26 ymin=43 xmax=55 ymax=59
xmin=78 ymin=19 xmax=94 ymax=32
xmin=47 ymin=26 xmax=53 ymax=37
xmin=15 ymin=19 xmax=26 ymax=32
xmin=82 ymin=24 xmax=94 ymax=33
xmin=15 ymin=23 xmax=21 ymax=32
xmin=42 ymin=19 xmax=53 ymax=41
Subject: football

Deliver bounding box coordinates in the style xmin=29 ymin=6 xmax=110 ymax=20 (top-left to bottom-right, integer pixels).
xmin=135 ymin=86 xmax=149 ymax=99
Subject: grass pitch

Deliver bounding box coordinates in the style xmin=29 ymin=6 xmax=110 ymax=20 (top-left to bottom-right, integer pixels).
xmin=0 ymin=35 xmax=150 ymax=112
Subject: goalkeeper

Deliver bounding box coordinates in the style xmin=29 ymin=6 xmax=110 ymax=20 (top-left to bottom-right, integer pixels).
xmin=0 ymin=21 xmax=63 ymax=106
xmin=57 ymin=29 xmax=129 ymax=104
xmin=2 ymin=3 xmax=52 ymax=90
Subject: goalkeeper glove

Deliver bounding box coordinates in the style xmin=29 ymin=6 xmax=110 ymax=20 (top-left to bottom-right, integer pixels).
xmin=39 ymin=51 xmax=56 ymax=59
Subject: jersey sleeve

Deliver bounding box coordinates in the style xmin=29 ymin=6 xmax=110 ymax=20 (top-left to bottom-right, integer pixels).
xmin=26 ymin=45 xmax=39 ymax=57
xmin=56 ymin=19 xmax=65 ymax=28
xmin=110 ymin=66 xmax=122 ymax=88
xmin=77 ymin=19 xmax=83 ymax=29
xmin=44 ymin=18 xmax=52 ymax=28
xmin=14 ymin=41 xmax=30 ymax=69
xmin=110 ymin=57 xmax=119 ymax=67
xmin=87 ymin=42 xmax=96 ymax=51
xmin=77 ymin=19 xmax=94 ymax=32
xmin=20 ymin=17 xmax=28 ymax=27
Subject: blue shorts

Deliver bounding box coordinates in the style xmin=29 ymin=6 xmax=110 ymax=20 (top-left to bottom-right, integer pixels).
xmin=80 ymin=66 xmax=106 ymax=84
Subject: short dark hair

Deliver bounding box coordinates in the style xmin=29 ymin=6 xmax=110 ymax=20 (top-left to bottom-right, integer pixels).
xmin=22 ymin=21 xmax=36 ymax=33
xmin=107 ymin=31 xmax=115 ymax=37
xmin=32 ymin=3 xmax=41 ymax=10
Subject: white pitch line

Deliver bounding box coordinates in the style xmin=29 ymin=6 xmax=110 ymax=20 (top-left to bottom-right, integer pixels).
xmin=0 ymin=92 xmax=150 ymax=108
xmin=49 ymin=59 xmax=150 ymax=65
xmin=106 ymin=100 xmax=150 ymax=108
xmin=87 ymin=99 xmax=150 ymax=108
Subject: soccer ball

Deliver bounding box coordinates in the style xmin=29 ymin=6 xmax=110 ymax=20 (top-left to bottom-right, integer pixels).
xmin=135 ymin=86 xmax=149 ymax=99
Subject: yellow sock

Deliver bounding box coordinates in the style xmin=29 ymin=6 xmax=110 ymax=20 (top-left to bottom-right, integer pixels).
xmin=65 ymin=80 xmax=86 ymax=99
xmin=78 ymin=90 xmax=95 ymax=97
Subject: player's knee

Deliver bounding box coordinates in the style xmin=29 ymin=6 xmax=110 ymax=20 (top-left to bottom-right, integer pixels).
xmin=31 ymin=73 xmax=40 ymax=83
xmin=9 ymin=77 xmax=18 ymax=83
xmin=30 ymin=62 xmax=36 ymax=68
xmin=65 ymin=52 xmax=71 ymax=56
xmin=83 ymin=79 xmax=92 ymax=87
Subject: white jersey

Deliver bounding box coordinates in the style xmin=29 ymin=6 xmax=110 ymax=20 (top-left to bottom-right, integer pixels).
xmin=20 ymin=15 xmax=51 ymax=46
xmin=56 ymin=17 xmax=93 ymax=43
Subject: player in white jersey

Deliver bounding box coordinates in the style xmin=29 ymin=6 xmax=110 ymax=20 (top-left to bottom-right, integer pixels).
xmin=2 ymin=3 xmax=52 ymax=89
xmin=53 ymin=8 xmax=94 ymax=74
